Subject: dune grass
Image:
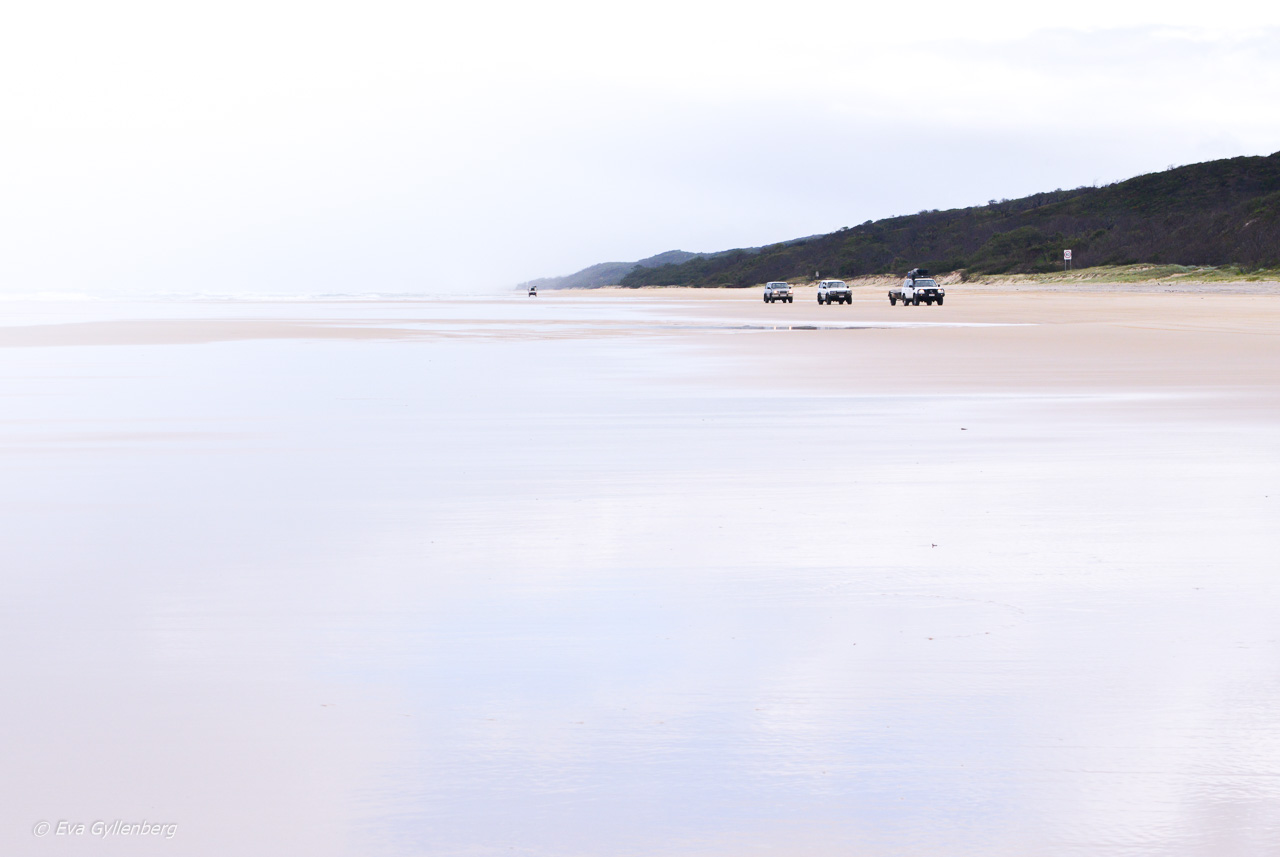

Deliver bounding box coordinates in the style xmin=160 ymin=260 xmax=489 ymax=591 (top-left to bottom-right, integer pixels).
xmin=964 ymin=264 xmax=1280 ymax=285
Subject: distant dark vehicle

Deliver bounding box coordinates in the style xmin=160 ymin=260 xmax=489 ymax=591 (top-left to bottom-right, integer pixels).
xmin=528 ymin=284 xmax=537 ymax=297
xmin=889 ymin=268 xmax=945 ymax=306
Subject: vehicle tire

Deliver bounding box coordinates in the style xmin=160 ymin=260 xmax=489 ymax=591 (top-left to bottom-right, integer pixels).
xmin=912 ymin=295 xmax=920 ymax=305
xmin=936 ymin=297 xmax=944 ymax=305
xmin=889 ymin=295 xmax=896 ymax=305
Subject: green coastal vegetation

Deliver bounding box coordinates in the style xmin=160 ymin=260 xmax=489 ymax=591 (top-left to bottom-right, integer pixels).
xmin=963 ymin=263 xmax=1280 ymax=285
xmin=520 ymin=250 xmax=704 ymax=291
xmin=606 ymin=151 xmax=1280 ymax=288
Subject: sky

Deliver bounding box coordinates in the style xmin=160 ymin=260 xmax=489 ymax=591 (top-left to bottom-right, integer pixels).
xmin=2 ymin=0 xmax=1279 ymax=295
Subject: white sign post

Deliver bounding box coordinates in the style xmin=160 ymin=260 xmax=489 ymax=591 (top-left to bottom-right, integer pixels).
xmin=1064 ymin=249 xmax=1073 ymax=271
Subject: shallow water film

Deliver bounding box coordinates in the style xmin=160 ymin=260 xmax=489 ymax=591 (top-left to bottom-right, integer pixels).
xmin=2 ymin=291 xmax=1278 ymax=856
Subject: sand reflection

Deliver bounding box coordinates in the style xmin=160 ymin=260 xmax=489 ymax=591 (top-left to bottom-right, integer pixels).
xmin=2 ymin=289 xmax=1278 ymax=855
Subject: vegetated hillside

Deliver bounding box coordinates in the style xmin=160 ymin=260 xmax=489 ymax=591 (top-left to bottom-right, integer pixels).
xmin=521 ymin=234 xmax=830 ymax=289
xmin=620 ymin=151 xmax=1280 ymax=287
xmin=520 ymin=250 xmax=705 ymax=290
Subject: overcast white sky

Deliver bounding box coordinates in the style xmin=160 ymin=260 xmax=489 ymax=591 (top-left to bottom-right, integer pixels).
xmin=2 ymin=0 xmax=1279 ymax=295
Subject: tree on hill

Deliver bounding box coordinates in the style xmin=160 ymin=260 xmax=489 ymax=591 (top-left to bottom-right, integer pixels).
xmin=620 ymin=152 xmax=1280 ymax=287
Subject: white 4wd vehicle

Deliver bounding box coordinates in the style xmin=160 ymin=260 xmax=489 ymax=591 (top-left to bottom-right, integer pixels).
xmin=817 ymin=279 xmax=851 ymax=305
xmin=889 ymin=268 xmax=945 ymax=306
xmin=763 ymin=282 xmax=793 ymax=303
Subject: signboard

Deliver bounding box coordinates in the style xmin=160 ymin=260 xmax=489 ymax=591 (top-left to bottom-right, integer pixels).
xmin=1064 ymin=249 xmax=1073 ymax=260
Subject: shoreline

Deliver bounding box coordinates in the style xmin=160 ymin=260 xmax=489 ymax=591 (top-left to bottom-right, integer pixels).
xmin=4 ymin=293 xmax=1274 ymax=405
xmin=541 ymin=264 xmax=1280 ymax=296
xmin=566 ymin=279 xmax=1280 ymax=296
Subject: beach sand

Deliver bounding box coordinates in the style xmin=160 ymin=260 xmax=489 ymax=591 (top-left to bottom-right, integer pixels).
xmin=1 ymin=288 xmax=1277 ymax=855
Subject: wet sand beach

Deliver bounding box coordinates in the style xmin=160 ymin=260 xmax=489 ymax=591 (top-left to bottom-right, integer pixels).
xmin=2 ymin=288 xmax=1277 ymax=855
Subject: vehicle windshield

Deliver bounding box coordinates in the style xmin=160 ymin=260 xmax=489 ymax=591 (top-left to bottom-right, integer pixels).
xmin=913 ymin=279 xmax=937 ymax=287
xmin=767 ymin=283 xmax=787 ymax=288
